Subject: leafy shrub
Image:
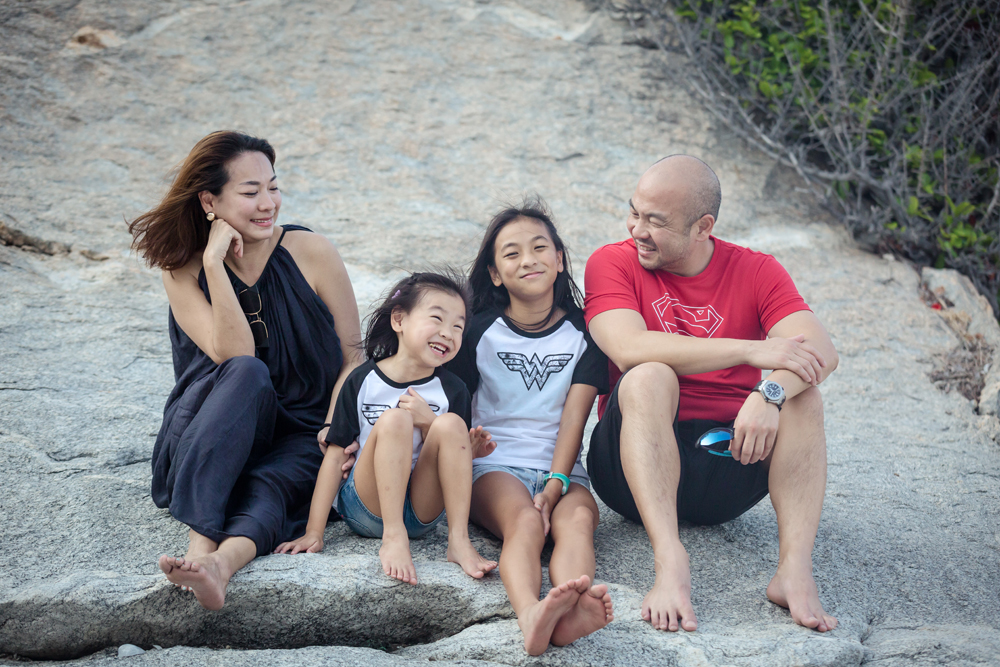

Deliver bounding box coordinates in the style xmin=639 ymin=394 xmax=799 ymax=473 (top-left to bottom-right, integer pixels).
xmin=612 ymin=0 xmax=1000 ymax=311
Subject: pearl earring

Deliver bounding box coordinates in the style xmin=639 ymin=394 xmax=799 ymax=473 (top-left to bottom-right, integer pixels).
xmin=207 ymin=212 xmax=216 ymax=222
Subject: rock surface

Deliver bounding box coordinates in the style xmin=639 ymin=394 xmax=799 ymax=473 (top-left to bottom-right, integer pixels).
xmin=2 ymin=1 xmax=999 ymax=665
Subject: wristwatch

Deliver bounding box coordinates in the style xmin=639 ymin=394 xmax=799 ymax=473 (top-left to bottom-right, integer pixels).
xmin=752 ymin=379 xmax=786 ymax=410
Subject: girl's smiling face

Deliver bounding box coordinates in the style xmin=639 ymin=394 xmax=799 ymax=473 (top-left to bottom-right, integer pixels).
xmin=201 ymin=151 xmax=281 ymax=242
xmin=488 ymin=217 xmax=564 ymax=303
xmin=392 ymin=288 xmax=466 ymax=368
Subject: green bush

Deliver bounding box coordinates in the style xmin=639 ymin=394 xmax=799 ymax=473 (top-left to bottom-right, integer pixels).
xmin=614 ymin=0 xmax=1000 ymax=310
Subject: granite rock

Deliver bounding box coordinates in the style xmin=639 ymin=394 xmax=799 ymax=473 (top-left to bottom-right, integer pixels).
xmin=1 ymin=0 xmax=998 ymax=665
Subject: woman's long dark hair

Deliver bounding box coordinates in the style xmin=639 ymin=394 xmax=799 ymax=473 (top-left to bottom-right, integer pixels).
xmin=469 ymin=196 xmax=583 ymax=327
xmin=364 ymin=272 xmax=471 ymax=361
xmin=128 ymin=131 xmax=276 ymax=271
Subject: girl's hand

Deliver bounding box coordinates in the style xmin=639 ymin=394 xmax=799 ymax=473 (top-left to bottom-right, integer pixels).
xmin=274 ymin=532 xmax=324 ymax=554
xmin=341 ymin=441 xmax=359 ymax=480
xmin=469 ymin=426 xmax=496 ymax=459
xmin=532 ymin=486 xmax=561 ymax=536
xmin=398 ymin=387 xmax=435 ymax=438
xmin=203 ymin=215 xmax=243 ymax=265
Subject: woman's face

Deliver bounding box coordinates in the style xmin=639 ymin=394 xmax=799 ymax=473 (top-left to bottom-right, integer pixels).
xmin=203 ymin=151 xmax=281 ymax=242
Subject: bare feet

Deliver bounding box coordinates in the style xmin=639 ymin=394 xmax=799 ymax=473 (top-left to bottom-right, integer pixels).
xmin=380 ymin=529 xmax=417 ymax=585
xmin=551 ymin=575 xmax=614 ymax=647
xmin=446 ymin=538 xmax=497 ymax=579
xmin=518 ymin=578 xmax=583 ymax=656
xmin=158 ymin=554 xmax=229 ymax=611
xmin=183 ymin=529 xmax=218 ymax=561
xmin=642 ymin=543 xmax=697 ymax=632
xmin=766 ymin=559 xmax=837 ymax=632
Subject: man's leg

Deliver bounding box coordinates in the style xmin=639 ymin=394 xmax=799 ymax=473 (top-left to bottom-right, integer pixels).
xmin=764 ymin=386 xmax=837 ymax=632
xmin=616 ymin=363 xmax=697 ymax=632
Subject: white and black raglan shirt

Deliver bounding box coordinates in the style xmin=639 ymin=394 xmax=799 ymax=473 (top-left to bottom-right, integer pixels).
xmin=325 ymin=359 xmax=472 ymax=469
xmin=447 ymin=307 xmax=609 ymax=477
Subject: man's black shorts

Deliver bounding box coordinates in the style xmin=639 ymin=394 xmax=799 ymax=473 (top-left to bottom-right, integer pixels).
xmin=587 ymin=372 xmax=770 ymax=526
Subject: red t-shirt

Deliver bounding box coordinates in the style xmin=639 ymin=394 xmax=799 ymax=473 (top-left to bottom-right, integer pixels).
xmin=584 ymin=237 xmax=810 ymax=422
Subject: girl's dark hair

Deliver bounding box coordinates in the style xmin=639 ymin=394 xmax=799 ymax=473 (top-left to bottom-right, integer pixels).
xmin=469 ymin=196 xmax=583 ymax=326
xmin=364 ymin=271 xmax=471 ymax=361
xmin=128 ymin=131 xmax=276 ymax=271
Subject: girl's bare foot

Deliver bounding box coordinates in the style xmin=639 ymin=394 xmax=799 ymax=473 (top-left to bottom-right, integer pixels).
xmin=380 ymin=529 xmax=417 ymax=585
xmin=446 ymin=538 xmax=497 ymax=579
xmin=551 ymin=576 xmax=614 ymax=646
xmin=766 ymin=559 xmax=837 ymax=632
xmin=184 ymin=530 xmax=218 ymax=561
xmin=642 ymin=542 xmax=697 ymax=632
xmin=518 ymin=578 xmax=582 ymax=656
xmin=157 ymin=554 xmax=228 ymax=610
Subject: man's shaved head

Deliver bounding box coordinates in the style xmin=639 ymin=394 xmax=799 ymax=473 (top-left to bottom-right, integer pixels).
xmin=644 ymin=155 xmax=721 ymax=228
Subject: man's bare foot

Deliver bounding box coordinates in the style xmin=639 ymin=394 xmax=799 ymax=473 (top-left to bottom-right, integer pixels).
xmin=517 ymin=578 xmax=583 ymax=656
xmin=446 ymin=538 xmax=497 ymax=579
xmin=157 ymin=554 xmax=228 ymax=611
xmin=551 ymin=575 xmax=614 ymax=647
xmin=642 ymin=542 xmax=697 ymax=632
xmin=380 ymin=530 xmax=417 ymax=585
xmin=766 ymin=559 xmax=837 ymax=632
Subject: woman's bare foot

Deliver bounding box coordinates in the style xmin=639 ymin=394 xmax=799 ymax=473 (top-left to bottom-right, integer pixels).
xmin=380 ymin=529 xmax=417 ymax=585
xmin=551 ymin=576 xmax=614 ymax=646
xmin=766 ymin=559 xmax=837 ymax=632
xmin=518 ymin=578 xmax=583 ymax=656
xmin=184 ymin=529 xmax=218 ymax=561
xmin=642 ymin=542 xmax=697 ymax=632
xmin=157 ymin=554 xmax=229 ymax=611
xmin=446 ymin=538 xmax=497 ymax=579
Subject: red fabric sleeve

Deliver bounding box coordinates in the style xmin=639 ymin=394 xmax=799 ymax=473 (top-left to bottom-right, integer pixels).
xmin=754 ymin=254 xmax=811 ymax=332
xmin=584 ymin=244 xmax=640 ymax=327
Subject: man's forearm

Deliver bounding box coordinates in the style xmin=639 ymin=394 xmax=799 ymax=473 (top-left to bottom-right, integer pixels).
xmin=608 ymin=329 xmax=751 ymax=376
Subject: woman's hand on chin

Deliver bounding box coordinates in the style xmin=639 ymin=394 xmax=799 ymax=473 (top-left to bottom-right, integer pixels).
xmin=204 ymin=215 xmax=243 ymax=264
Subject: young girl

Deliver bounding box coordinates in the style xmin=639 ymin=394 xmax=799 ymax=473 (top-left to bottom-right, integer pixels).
xmin=275 ymin=273 xmax=497 ymax=585
xmin=447 ymin=200 xmax=614 ymax=655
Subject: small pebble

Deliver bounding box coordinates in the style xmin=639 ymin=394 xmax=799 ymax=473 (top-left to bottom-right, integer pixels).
xmin=118 ymin=644 xmax=145 ymax=657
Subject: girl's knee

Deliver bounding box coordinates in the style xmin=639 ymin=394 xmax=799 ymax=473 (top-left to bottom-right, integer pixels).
xmin=554 ymin=502 xmax=598 ymax=534
xmin=376 ymin=408 xmax=413 ymax=432
xmin=509 ymin=506 xmax=545 ymax=541
xmin=221 ymin=355 xmax=271 ymax=391
xmin=427 ymin=412 xmax=467 ymax=438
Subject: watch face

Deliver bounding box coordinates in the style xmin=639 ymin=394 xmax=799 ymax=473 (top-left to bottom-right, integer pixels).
xmin=762 ymin=381 xmax=784 ymax=401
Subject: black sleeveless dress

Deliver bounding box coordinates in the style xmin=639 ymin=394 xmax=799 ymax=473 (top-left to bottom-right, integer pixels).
xmin=151 ymin=226 xmax=343 ymax=555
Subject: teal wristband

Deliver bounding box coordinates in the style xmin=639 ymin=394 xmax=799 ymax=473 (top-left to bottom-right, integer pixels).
xmin=543 ymin=472 xmax=571 ymax=496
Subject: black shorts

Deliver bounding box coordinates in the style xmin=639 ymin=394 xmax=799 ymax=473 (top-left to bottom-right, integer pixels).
xmin=587 ymin=372 xmax=770 ymax=526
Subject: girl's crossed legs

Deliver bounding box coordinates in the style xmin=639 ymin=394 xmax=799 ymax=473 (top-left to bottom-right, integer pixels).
xmin=471 ymin=471 xmax=613 ymax=656
xmin=349 ymin=408 xmax=497 ymax=584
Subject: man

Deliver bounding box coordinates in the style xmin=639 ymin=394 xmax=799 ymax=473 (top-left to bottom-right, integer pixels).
xmin=584 ymin=155 xmax=838 ymax=633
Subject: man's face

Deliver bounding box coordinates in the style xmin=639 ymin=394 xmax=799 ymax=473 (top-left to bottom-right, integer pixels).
xmin=626 ymin=180 xmax=698 ymax=273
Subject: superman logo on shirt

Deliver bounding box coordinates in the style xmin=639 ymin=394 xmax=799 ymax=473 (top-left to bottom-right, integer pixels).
xmin=652 ymin=292 xmax=724 ymax=338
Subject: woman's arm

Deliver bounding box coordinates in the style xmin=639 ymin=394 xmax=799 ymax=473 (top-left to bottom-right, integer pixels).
xmin=534 ymin=383 xmax=599 ymax=533
xmin=163 ymin=219 xmax=256 ymax=364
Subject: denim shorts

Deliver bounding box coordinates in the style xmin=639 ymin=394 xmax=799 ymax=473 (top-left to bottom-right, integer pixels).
xmin=336 ymin=466 xmax=443 ymax=539
xmin=471 ymin=463 xmax=590 ymax=497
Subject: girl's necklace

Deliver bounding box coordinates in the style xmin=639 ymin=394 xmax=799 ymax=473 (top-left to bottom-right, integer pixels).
xmin=505 ymin=307 xmax=553 ymax=332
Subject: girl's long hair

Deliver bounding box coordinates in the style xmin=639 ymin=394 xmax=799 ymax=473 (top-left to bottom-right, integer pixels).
xmin=364 ymin=271 xmax=471 ymax=361
xmin=468 ymin=196 xmax=583 ymax=327
xmin=128 ymin=131 xmax=276 ymax=271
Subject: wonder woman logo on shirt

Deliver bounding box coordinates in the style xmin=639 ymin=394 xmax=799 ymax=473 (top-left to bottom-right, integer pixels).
xmin=497 ymin=352 xmax=574 ymax=390
xmin=652 ymin=292 xmax=724 ymax=338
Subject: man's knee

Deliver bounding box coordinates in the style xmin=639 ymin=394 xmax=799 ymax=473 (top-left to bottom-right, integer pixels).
xmin=618 ymin=362 xmax=679 ymax=410
xmin=786 ymin=385 xmax=824 ymax=421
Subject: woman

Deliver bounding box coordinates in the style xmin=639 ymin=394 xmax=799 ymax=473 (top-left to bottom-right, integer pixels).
xmin=129 ymin=131 xmax=362 ymax=610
